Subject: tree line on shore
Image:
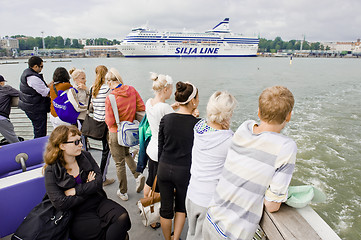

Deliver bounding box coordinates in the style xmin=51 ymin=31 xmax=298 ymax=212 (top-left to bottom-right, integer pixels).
xmin=259 ymin=37 xmax=330 ymax=52
xmin=5 ymin=35 xmax=328 ymax=52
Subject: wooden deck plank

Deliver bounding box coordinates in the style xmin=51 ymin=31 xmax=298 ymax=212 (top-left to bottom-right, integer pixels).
xmin=260 ymin=204 xmax=322 ymax=240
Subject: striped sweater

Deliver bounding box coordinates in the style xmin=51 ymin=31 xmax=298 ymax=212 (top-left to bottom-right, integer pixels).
xmin=91 ymin=84 xmax=110 ymax=122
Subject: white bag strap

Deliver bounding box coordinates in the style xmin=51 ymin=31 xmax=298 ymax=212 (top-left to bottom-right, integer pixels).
xmin=108 ymin=94 xmax=120 ymax=125
xmin=67 ymin=88 xmax=79 ymax=111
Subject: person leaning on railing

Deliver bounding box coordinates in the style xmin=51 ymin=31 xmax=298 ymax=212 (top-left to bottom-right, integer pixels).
xmin=0 ymin=74 xmax=20 ymax=143
xmin=18 ymin=56 xmax=50 ymax=139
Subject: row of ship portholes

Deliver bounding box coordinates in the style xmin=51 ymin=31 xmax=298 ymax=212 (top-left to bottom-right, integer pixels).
xmin=143 ymin=45 xmax=157 ymax=49
xmin=124 ymin=44 xmax=256 ymax=51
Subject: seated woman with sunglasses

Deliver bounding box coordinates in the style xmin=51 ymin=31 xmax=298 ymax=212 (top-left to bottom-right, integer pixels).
xmin=44 ymin=125 xmax=131 ymax=240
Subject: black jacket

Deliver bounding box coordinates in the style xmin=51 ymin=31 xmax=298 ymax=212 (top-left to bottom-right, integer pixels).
xmin=0 ymin=85 xmax=19 ymax=118
xmin=44 ymin=151 xmax=106 ymax=212
xmin=18 ymin=68 xmax=50 ymax=113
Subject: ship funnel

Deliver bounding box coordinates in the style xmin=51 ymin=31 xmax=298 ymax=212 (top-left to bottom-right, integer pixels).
xmin=207 ymin=18 xmax=230 ymax=33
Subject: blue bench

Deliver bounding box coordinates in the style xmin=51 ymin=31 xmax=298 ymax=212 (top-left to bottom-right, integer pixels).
xmin=0 ymin=168 xmax=46 ymax=238
xmin=0 ymin=137 xmax=49 ymax=238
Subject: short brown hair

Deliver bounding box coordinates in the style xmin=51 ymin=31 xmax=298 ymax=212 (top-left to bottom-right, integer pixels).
xmin=258 ymin=86 xmax=294 ymax=124
xmin=53 ymin=67 xmax=70 ymax=83
xmin=28 ymin=56 xmax=43 ymax=68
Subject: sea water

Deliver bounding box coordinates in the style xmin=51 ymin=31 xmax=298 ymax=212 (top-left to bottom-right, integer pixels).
xmin=1 ymin=57 xmax=360 ymax=239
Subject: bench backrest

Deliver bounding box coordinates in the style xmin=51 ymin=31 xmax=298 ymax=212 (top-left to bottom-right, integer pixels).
xmin=0 ymin=136 xmax=49 ymax=178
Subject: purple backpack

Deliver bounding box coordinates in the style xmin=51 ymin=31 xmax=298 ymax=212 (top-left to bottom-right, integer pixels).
xmin=52 ymin=86 xmax=80 ymax=124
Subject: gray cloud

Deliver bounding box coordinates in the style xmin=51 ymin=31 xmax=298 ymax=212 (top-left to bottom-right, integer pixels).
xmin=0 ymin=0 xmax=360 ymax=42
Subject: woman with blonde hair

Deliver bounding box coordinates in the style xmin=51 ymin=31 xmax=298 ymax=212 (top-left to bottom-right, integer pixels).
xmin=69 ymin=67 xmax=88 ymax=149
xmin=157 ymin=81 xmax=199 ymax=240
xmin=90 ymin=65 xmax=115 ymax=186
xmin=142 ymin=72 xmax=178 ymax=229
xmin=43 ymin=125 xmax=131 ymax=240
xmin=69 ymin=67 xmax=88 ymax=122
xmin=105 ymin=68 xmax=146 ymax=201
xmin=185 ymin=91 xmax=237 ymax=240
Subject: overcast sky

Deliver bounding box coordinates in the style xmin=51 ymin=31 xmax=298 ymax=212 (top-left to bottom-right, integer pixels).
xmin=1 ymin=0 xmax=360 ymax=42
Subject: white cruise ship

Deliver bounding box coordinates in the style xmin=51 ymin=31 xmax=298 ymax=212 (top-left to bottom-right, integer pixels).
xmin=116 ymin=18 xmax=259 ymax=57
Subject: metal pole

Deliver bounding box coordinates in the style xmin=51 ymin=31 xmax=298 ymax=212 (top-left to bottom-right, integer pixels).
xmin=41 ymin=31 xmax=46 ymax=49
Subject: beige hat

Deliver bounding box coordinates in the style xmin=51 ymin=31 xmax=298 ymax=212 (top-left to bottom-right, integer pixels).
xmin=109 ymin=68 xmax=123 ymax=84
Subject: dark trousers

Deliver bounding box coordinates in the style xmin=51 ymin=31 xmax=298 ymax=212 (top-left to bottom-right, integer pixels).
xmin=70 ymin=199 xmax=131 ymax=240
xmin=146 ymin=159 xmax=159 ymax=192
xmin=157 ymin=161 xmax=191 ymax=219
xmin=78 ymin=119 xmax=88 ymax=151
xmin=100 ymin=130 xmax=110 ymax=175
xmin=25 ymin=111 xmax=47 ymax=138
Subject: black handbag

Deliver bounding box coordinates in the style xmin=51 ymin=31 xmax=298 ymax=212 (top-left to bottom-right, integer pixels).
xmin=12 ymin=197 xmax=72 ymax=240
xmin=81 ymin=88 xmax=108 ymax=140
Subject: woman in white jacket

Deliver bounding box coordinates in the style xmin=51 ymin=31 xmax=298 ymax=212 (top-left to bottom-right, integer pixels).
xmin=185 ymin=91 xmax=237 ymax=240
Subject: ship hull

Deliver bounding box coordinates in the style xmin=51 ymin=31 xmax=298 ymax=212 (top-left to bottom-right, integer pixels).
xmin=116 ymin=42 xmax=258 ymax=57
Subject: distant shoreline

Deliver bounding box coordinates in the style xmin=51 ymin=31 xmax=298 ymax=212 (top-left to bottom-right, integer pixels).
xmin=0 ymin=54 xmax=360 ymax=61
xmin=258 ymin=53 xmax=360 ymax=58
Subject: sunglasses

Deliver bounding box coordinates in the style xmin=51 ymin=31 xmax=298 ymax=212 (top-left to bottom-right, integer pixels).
xmin=64 ymin=139 xmax=82 ymax=145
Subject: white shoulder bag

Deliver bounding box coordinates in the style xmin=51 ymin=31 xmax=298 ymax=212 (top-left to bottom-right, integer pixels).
xmin=108 ymin=94 xmax=140 ymax=147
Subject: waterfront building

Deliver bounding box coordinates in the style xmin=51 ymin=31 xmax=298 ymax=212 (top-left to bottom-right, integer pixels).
xmin=78 ymin=38 xmax=88 ymax=46
xmin=83 ymin=45 xmax=122 ymax=57
xmin=0 ymin=37 xmax=19 ymax=49
xmin=321 ymin=39 xmax=361 ymax=52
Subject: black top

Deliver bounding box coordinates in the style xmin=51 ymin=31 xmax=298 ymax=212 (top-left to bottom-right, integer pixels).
xmin=44 ymin=151 xmax=106 ymax=213
xmin=0 ymin=85 xmax=19 ymax=118
xmin=158 ymin=113 xmax=199 ymax=167
xmin=18 ymin=68 xmax=50 ymax=113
